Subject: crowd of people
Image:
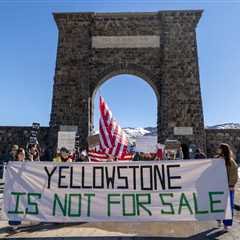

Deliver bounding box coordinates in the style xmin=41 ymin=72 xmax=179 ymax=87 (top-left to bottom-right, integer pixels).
xmin=0 ymin=143 xmax=236 ymax=166
xmin=0 ymin=144 xmax=52 ymax=163
xmin=0 ymin=142 xmax=238 ymax=231
xmin=0 ymin=145 xmax=87 ymax=165
xmin=0 ymin=145 xmax=206 ymax=164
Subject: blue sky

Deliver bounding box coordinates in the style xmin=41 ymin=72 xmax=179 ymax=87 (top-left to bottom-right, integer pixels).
xmin=0 ymin=0 xmax=240 ymax=129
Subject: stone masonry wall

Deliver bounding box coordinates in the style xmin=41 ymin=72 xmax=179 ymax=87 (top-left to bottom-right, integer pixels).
xmin=0 ymin=126 xmax=49 ymax=155
xmin=206 ymin=129 xmax=240 ymax=162
xmin=50 ymin=10 xmax=206 ymax=150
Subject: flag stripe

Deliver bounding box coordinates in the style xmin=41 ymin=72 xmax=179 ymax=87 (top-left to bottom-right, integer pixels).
xmin=99 ymin=117 xmax=112 ymax=148
xmin=99 ymin=96 xmax=129 ymax=158
xmin=88 ymin=150 xmax=133 ymax=162
xmin=99 ymin=124 xmax=110 ymax=148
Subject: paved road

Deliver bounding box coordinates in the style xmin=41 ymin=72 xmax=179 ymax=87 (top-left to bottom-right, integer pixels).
xmin=0 ymin=220 xmax=240 ymax=239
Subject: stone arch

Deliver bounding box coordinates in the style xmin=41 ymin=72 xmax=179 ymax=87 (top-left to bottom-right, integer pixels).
xmin=91 ymin=64 xmax=160 ymax=100
xmin=50 ymin=10 xmax=205 ymax=150
xmin=89 ymin=64 xmax=160 ymax=133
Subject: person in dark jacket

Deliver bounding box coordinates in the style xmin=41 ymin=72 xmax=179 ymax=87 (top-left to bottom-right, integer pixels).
xmin=8 ymin=148 xmax=25 ymax=230
xmin=133 ymin=152 xmax=141 ymax=161
xmin=194 ymin=148 xmax=207 ymax=159
xmin=39 ymin=147 xmax=52 ymax=161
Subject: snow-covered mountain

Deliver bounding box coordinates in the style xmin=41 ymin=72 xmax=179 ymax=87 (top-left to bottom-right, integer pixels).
xmin=94 ymin=123 xmax=240 ymax=142
xmin=123 ymin=127 xmax=151 ymax=138
xmin=123 ymin=127 xmax=157 ymax=141
xmin=123 ymin=123 xmax=240 ymax=140
xmin=207 ymin=123 xmax=240 ymax=129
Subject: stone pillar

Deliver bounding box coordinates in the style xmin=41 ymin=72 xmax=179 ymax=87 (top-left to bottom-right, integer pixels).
xmin=158 ymin=11 xmax=205 ymax=150
xmin=50 ymin=10 xmax=206 ymax=153
xmin=49 ymin=13 xmax=93 ymax=150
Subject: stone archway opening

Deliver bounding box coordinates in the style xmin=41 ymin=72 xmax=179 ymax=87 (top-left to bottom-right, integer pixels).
xmin=91 ymin=73 xmax=159 ymax=138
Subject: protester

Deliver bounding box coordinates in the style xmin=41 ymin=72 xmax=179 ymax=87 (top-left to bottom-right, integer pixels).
xmin=165 ymin=150 xmax=176 ymax=160
xmin=176 ymin=147 xmax=184 ymax=160
xmin=194 ymin=148 xmax=207 ymax=159
xmin=8 ymin=148 xmax=25 ymax=230
xmin=53 ymin=147 xmax=72 ymax=162
xmin=0 ymin=150 xmax=7 ymax=162
xmin=106 ymin=153 xmax=114 ymax=162
xmin=1 ymin=145 xmax=19 ymax=163
xmin=39 ymin=147 xmax=52 ymax=161
xmin=138 ymin=152 xmax=144 ymax=160
xmin=15 ymin=148 xmax=26 ymax=161
xmin=150 ymin=153 xmax=156 ymax=160
xmin=217 ymin=143 xmax=238 ymax=230
xmin=27 ymin=144 xmax=40 ymax=161
xmin=78 ymin=150 xmax=89 ymax=162
xmin=133 ymin=152 xmax=141 ymax=161
xmin=156 ymin=144 xmax=164 ymax=160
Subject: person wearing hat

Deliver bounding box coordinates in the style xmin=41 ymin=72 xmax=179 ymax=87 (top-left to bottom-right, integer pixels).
xmin=53 ymin=147 xmax=72 ymax=163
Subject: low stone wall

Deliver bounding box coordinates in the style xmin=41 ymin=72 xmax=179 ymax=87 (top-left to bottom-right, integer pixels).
xmin=0 ymin=126 xmax=49 ymax=155
xmin=205 ymin=129 xmax=240 ymax=162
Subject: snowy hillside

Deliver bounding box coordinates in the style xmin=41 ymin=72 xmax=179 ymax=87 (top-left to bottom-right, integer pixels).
xmin=123 ymin=127 xmax=157 ymax=142
xmin=94 ymin=123 xmax=240 ymax=141
xmin=123 ymin=127 xmax=150 ymax=138
xmin=207 ymin=123 xmax=240 ymax=129
xmin=123 ymin=123 xmax=240 ymax=139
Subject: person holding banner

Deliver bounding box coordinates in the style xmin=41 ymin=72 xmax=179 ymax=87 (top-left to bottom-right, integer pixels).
xmin=217 ymin=143 xmax=238 ymax=230
xmin=53 ymin=147 xmax=72 ymax=163
xmin=8 ymin=148 xmax=25 ymax=230
xmin=79 ymin=150 xmax=89 ymax=162
xmin=194 ymin=148 xmax=206 ymax=159
xmin=133 ymin=152 xmax=141 ymax=161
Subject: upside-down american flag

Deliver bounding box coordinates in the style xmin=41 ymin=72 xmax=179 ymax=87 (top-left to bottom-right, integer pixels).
xmin=99 ymin=96 xmax=129 ymax=158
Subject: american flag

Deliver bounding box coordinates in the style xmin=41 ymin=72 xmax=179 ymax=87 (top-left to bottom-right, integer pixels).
xmin=88 ymin=149 xmax=133 ymax=162
xmin=99 ymin=96 xmax=129 ymax=158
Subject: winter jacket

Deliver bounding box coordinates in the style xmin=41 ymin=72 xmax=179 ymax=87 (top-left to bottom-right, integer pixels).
xmin=226 ymin=159 xmax=238 ymax=187
xmin=53 ymin=156 xmax=72 ymax=163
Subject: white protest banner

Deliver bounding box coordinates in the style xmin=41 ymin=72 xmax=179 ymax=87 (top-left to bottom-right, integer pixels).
xmin=3 ymin=159 xmax=231 ymax=222
xmin=87 ymin=134 xmax=100 ymax=148
xmin=135 ymin=136 xmax=158 ymax=153
xmin=57 ymin=131 xmax=76 ymax=152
